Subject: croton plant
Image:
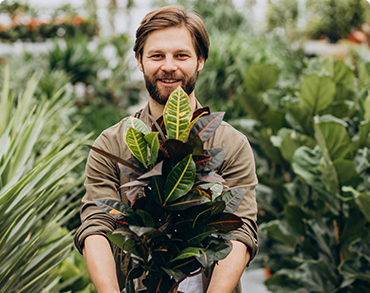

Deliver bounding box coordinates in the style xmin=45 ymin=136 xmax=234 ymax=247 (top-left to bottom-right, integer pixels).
xmin=86 ymin=86 xmax=245 ymax=293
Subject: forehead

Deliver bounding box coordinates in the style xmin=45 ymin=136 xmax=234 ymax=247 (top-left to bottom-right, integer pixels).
xmin=142 ymin=26 xmax=196 ymax=55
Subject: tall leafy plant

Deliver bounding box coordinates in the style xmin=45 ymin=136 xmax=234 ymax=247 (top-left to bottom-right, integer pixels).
xmin=235 ymin=57 xmax=370 ymax=292
xmin=0 ymin=65 xmax=89 ymax=293
xmin=87 ymin=87 xmax=245 ymax=293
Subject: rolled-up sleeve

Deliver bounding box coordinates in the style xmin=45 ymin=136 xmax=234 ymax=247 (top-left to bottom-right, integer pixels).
xmin=74 ymin=131 xmax=123 ymax=254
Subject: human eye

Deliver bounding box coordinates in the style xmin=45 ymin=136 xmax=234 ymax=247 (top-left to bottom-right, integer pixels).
xmin=176 ymin=53 xmax=190 ymax=60
xmin=149 ymin=54 xmax=163 ymax=60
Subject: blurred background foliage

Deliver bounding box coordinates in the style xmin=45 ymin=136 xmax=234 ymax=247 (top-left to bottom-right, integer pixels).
xmin=1 ymin=0 xmax=370 ymax=292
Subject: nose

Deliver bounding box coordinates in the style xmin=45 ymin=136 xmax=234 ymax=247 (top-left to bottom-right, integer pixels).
xmin=161 ymin=56 xmax=177 ymax=72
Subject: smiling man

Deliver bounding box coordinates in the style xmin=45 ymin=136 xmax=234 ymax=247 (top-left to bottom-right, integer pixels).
xmin=74 ymin=5 xmax=258 ymax=293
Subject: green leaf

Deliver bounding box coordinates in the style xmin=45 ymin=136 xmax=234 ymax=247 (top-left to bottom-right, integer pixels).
xmin=165 ymin=193 xmax=210 ymax=211
xmin=216 ymin=188 xmax=244 ymax=213
xmin=292 ymin=146 xmax=321 ymax=186
xmin=206 ymin=212 xmax=243 ymax=232
xmin=271 ymin=128 xmax=316 ymax=163
xmin=333 ymin=159 xmax=362 ymax=187
xmin=203 ymin=148 xmax=226 ymax=172
xmin=196 ymin=247 xmax=215 ymax=268
xmin=314 ymin=115 xmax=353 ymax=161
xmin=162 ymin=139 xmax=193 ymax=163
xmin=137 ymin=161 xmax=163 ymax=180
xmin=93 ymin=198 xmax=133 ymax=219
xmin=123 ymin=117 xmax=150 ymax=141
xmin=170 ymin=247 xmax=200 ymax=262
xmin=178 ymin=110 xmax=206 ymax=142
xmin=150 ymin=176 xmax=164 ymax=206
xmin=126 ymin=127 xmax=148 ymax=167
xmin=163 ymin=86 xmax=192 ymax=140
xmin=163 ymin=155 xmax=196 ymax=203
xmin=129 ymin=226 xmax=156 ymax=237
xmin=357 ymin=119 xmax=370 ymax=149
xmin=197 ymin=183 xmax=223 ymax=200
xmin=243 ymin=63 xmax=279 ymax=93
xmin=189 ymin=112 xmax=225 ymax=142
xmin=86 ymin=145 xmax=144 ymax=176
xmin=260 ymin=220 xmax=297 ymax=248
xmin=354 ymin=192 xmax=370 ymax=222
xmin=135 ymin=209 xmax=155 ymax=228
xmin=144 ymin=132 xmax=159 ymax=165
xmin=299 ymin=74 xmax=336 ymax=114
xmin=106 ymin=232 xmax=126 ymax=248
xmin=185 ymin=226 xmax=214 ymax=245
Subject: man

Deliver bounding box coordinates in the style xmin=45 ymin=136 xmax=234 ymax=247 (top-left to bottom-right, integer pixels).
xmin=74 ymin=5 xmax=258 ymax=293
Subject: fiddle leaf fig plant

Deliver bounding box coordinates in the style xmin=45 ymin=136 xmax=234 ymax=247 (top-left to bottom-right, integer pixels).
xmin=86 ymin=86 xmax=244 ymax=293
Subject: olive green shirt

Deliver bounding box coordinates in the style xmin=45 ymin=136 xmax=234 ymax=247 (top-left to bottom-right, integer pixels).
xmin=74 ymin=101 xmax=258 ymax=293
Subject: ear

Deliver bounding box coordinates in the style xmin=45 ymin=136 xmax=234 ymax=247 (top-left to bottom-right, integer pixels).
xmin=136 ymin=55 xmax=143 ymax=72
xmin=197 ymin=57 xmax=205 ymax=72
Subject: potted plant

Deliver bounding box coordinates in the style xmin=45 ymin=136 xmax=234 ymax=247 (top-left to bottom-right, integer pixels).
xmin=87 ymin=87 xmax=245 ymax=293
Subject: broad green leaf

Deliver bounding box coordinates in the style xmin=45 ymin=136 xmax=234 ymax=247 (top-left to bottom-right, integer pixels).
xmin=163 ymin=155 xmax=195 ymax=203
xmin=243 ymin=63 xmax=279 ymax=94
xmin=178 ymin=111 xmax=206 ymax=142
xmin=314 ymin=115 xmax=353 ymax=161
xmin=196 ymin=172 xmax=225 ymax=184
xmin=206 ymin=213 xmax=243 ymax=231
xmin=197 ymin=183 xmax=223 ymax=200
xmin=86 ymin=145 xmax=144 ymax=176
xmin=123 ymin=117 xmax=150 ymax=141
xmin=292 ymin=146 xmax=321 ymax=186
xmin=333 ymin=159 xmax=362 ymax=187
xmin=185 ymin=226 xmax=214 ymax=245
xmin=189 ymin=112 xmax=225 ymax=142
xmin=126 ymin=127 xmax=148 ymax=167
xmin=144 ymin=132 xmax=159 ymax=165
xmin=354 ymin=192 xmax=370 ymax=222
xmin=322 ymin=58 xmax=355 ymax=90
xmin=193 ymin=154 xmax=212 ymax=172
xmin=106 ymin=231 xmax=126 ymax=248
xmin=260 ymin=220 xmax=297 ymax=248
xmin=163 ymin=86 xmax=192 ymax=140
xmin=165 ymin=193 xmax=210 ymax=211
xmin=203 ymin=147 xmax=226 ymax=172
xmin=129 ymin=226 xmax=156 ymax=237
xmin=162 ymin=139 xmax=193 ymax=163
xmin=137 ymin=161 xmax=163 ymax=180
xmin=170 ymin=247 xmax=200 ymax=262
xmin=299 ymin=74 xmax=335 ymax=114
xmin=364 ymin=94 xmax=370 ymax=121
xmin=214 ymin=241 xmax=232 ymax=261
xmin=196 ymin=247 xmax=215 ymax=268
xmin=357 ymin=119 xmax=370 ymax=149
xmin=151 ymin=176 xmax=164 ymax=206
xmin=94 ymin=198 xmax=133 ymax=219
xmin=271 ymin=128 xmax=316 ymax=163
xmin=135 ymin=209 xmax=155 ymax=228
xmin=216 ymin=188 xmax=244 ymax=213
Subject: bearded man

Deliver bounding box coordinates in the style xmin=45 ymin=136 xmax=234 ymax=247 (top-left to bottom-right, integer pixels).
xmin=74 ymin=5 xmax=258 ymax=293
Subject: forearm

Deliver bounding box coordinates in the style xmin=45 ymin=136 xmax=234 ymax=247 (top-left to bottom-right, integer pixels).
xmin=83 ymin=234 xmax=120 ymax=293
xmin=206 ymin=240 xmax=250 ymax=293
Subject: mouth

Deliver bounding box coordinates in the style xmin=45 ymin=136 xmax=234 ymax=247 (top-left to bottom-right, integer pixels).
xmin=158 ymin=79 xmax=181 ymax=87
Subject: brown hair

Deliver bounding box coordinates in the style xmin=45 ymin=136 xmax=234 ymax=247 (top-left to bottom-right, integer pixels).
xmin=134 ymin=5 xmax=209 ymax=61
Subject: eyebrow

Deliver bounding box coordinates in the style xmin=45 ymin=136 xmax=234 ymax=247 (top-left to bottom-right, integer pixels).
xmin=146 ymin=49 xmax=194 ymax=56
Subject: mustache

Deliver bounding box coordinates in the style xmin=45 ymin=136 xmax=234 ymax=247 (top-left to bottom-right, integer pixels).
xmin=154 ymin=73 xmax=183 ymax=80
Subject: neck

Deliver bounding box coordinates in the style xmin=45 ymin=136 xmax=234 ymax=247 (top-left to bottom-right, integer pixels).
xmin=149 ymin=92 xmax=197 ymax=120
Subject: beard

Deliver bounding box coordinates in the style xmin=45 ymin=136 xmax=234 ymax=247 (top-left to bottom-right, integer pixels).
xmin=143 ymin=65 xmax=200 ymax=105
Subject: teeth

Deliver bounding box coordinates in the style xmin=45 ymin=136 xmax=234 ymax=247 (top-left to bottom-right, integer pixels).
xmin=162 ymin=80 xmax=177 ymax=83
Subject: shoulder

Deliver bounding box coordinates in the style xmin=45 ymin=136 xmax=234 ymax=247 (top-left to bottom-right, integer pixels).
xmin=206 ymin=120 xmax=249 ymax=150
xmin=93 ymin=107 xmax=144 ymax=156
